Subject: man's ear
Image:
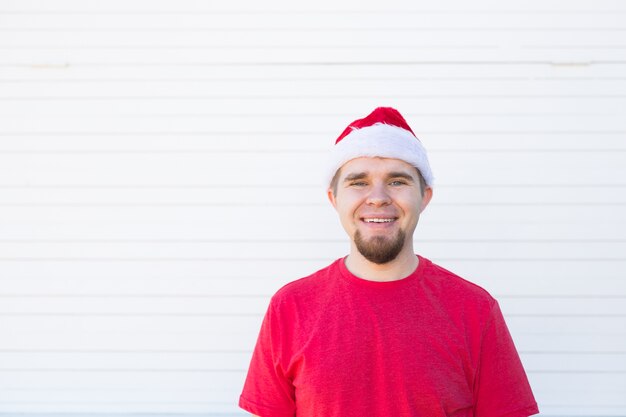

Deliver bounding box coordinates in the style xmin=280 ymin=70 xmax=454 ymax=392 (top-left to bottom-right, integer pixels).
xmin=420 ymin=187 xmax=433 ymax=212
xmin=327 ymin=188 xmax=337 ymax=209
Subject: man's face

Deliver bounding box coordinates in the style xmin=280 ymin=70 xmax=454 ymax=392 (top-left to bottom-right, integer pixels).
xmin=328 ymin=157 xmax=432 ymax=264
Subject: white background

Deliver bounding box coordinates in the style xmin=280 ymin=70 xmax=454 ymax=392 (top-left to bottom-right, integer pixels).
xmin=0 ymin=0 xmax=625 ymax=415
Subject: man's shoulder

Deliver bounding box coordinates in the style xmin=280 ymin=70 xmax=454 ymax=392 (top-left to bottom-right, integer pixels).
xmin=270 ymin=258 xmax=342 ymax=305
xmin=421 ymin=257 xmax=496 ymax=305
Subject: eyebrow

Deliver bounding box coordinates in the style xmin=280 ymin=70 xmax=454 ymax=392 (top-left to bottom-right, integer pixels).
xmin=342 ymin=171 xmax=416 ymax=183
xmin=343 ymin=172 xmax=368 ymax=182
xmin=387 ymin=172 xmax=416 ymax=182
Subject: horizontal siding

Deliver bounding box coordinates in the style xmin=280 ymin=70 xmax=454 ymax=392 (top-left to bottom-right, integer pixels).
xmin=0 ymin=152 xmax=623 ymax=186
xmin=1 ymin=0 xmax=625 ymax=415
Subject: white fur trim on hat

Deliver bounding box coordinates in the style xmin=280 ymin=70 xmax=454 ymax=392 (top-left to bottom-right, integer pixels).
xmin=327 ymin=123 xmax=434 ymax=187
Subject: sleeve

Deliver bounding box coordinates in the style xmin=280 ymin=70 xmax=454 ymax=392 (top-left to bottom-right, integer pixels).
xmin=239 ymin=301 xmax=296 ymax=417
xmin=473 ymin=300 xmax=539 ymax=417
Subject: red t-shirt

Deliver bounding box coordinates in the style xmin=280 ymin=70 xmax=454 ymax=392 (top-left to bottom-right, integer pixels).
xmin=240 ymin=256 xmax=538 ymax=417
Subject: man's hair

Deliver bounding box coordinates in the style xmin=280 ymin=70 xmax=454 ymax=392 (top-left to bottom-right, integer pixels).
xmin=329 ymin=166 xmax=428 ymax=198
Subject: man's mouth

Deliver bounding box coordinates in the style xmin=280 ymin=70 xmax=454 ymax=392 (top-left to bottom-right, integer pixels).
xmin=362 ymin=217 xmax=397 ymax=223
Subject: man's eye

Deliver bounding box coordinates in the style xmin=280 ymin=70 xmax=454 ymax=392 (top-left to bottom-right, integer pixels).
xmin=390 ymin=180 xmax=407 ymax=186
xmin=350 ymin=181 xmax=367 ymax=187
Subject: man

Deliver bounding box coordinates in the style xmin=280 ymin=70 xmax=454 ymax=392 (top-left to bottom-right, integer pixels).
xmin=239 ymin=107 xmax=539 ymax=417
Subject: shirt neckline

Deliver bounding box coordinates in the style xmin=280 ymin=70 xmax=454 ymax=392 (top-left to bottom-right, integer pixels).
xmin=337 ymin=254 xmax=428 ymax=289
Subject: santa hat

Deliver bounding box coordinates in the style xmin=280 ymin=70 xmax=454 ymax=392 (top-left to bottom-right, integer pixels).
xmin=327 ymin=107 xmax=434 ymax=187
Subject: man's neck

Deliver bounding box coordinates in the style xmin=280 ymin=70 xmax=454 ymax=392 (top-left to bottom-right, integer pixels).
xmin=344 ymin=247 xmax=419 ymax=282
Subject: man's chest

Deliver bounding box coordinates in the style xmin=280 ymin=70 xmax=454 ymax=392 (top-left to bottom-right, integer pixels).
xmin=284 ymin=297 xmax=476 ymax=416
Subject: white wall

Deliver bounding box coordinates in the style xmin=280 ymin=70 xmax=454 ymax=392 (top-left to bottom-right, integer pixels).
xmin=0 ymin=0 xmax=625 ymax=415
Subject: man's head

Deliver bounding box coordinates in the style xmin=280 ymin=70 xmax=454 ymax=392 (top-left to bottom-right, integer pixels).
xmin=326 ymin=107 xmax=434 ymax=265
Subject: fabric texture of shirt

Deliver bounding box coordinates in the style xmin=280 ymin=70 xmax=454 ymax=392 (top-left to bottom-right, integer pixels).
xmin=239 ymin=256 xmax=539 ymax=417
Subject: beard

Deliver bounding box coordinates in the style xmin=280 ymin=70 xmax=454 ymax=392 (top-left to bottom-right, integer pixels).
xmin=354 ymin=228 xmax=406 ymax=265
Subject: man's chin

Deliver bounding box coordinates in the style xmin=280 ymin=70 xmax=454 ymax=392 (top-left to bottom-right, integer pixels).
xmin=354 ymin=230 xmax=405 ymax=265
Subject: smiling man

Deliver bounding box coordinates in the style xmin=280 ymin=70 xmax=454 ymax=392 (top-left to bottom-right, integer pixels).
xmin=239 ymin=107 xmax=539 ymax=417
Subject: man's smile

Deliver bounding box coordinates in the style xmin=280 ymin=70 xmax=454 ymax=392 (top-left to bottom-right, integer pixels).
xmin=362 ymin=217 xmax=397 ymax=223
xmin=359 ymin=216 xmax=399 ymax=231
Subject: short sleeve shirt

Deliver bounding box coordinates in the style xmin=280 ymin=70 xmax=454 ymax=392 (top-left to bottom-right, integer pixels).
xmin=240 ymin=256 xmax=539 ymax=417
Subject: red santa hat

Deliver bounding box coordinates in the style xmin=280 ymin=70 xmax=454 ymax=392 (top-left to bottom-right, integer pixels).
xmin=327 ymin=107 xmax=434 ymax=187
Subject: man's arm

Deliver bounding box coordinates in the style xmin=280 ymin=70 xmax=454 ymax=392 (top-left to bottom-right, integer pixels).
xmin=474 ymin=300 xmax=538 ymax=416
xmin=240 ymin=301 xmax=296 ymax=417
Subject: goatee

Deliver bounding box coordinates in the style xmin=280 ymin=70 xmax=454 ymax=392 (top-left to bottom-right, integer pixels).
xmin=354 ymin=229 xmax=406 ymax=264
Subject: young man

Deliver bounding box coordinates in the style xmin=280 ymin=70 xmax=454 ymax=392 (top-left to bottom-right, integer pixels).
xmin=239 ymin=107 xmax=539 ymax=417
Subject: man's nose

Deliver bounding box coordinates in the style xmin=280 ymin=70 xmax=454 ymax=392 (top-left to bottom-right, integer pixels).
xmin=365 ymin=183 xmax=391 ymax=206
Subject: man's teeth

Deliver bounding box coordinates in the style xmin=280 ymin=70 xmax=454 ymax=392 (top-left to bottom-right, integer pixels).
xmin=364 ymin=218 xmax=395 ymax=223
